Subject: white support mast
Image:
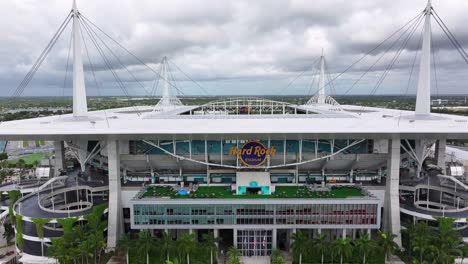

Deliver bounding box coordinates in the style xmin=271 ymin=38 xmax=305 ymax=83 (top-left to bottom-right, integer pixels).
xmin=151 ymin=56 xmax=183 ymax=112
xmin=304 ymin=51 xmax=342 ymax=111
xmin=72 ymin=0 xmax=88 ymax=117
xmin=161 ymin=57 xmax=170 ymax=100
xmin=415 ymin=0 xmax=432 ymax=116
xmin=318 ymin=51 xmax=326 ymax=104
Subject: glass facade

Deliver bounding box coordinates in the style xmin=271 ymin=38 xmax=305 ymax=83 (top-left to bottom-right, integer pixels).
xmin=237 ymin=230 xmax=272 ymax=256
xmin=132 ymin=202 xmax=379 ymax=227
xmin=129 ymin=139 xmax=370 ymax=155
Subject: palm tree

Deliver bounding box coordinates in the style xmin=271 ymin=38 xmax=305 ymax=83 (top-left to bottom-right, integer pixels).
xmin=227 ymin=246 xmax=241 ymax=264
xmin=202 ymin=232 xmax=219 ymax=264
xmin=160 ymin=231 xmax=174 ymax=261
xmin=178 ymin=233 xmax=196 ymax=264
xmin=435 ymin=217 xmax=462 ymax=256
xmin=291 ymin=230 xmax=307 ymax=264
xmin=117 ymin=233 xmax=131 ymax=264
xmin=57 ymin=217 xmax=78 ymax=235
xmin=354 ymin=233 xmax=374 ymax=264
xmin=137 ymin=230 xmax=155 ymax=264
xmin=313 ymin=234 xmax=328 ymax=264
xmin=379 ymin=231 xmax=398 ymax=262
xmin=335 ymin=237 xmax=352 ymax=264
xmin=31 ymin=218 xmax=50 ymax=257
xmin=459 ymin=244 xmax=468 ymax=264
xmin=409 ymin=222 xmax=432 ymax=263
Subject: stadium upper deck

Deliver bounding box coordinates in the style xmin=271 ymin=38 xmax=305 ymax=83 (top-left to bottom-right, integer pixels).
xmin=1 ymin=98 xmax=468 ymax=141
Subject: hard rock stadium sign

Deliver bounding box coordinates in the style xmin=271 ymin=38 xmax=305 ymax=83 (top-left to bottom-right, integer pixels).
xmin=229 ymin=141 xmax=277 ymax=167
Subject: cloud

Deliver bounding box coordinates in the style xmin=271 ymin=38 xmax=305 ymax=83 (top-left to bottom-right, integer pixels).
xmin=0 ymin=0 xmax=468 ymax=97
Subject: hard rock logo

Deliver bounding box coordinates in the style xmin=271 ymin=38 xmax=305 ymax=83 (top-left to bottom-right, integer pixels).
xmin=229 ymin=141 xmax=276 ymax=167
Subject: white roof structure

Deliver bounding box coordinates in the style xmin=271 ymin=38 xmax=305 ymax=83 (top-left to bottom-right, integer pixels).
xmin=0 ymin=100 xmax=468 ymax=140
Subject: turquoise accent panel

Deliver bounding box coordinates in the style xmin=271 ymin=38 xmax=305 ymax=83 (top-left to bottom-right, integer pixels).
xmin=238 ymin=186 xmax=246 ymax=194
xmin=261 ymin=186 xmax=270 ymax=194
xmin=249 ymin=181 xmax=258 ymax=187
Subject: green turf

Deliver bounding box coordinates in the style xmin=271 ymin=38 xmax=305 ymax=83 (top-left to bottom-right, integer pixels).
xmin=142 ymin=185 xmax=364 ymax=199
xmin=8 ymin=153 xmax=45 ymax=166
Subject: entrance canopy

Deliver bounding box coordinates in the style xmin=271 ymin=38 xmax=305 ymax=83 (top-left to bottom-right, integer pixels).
xmin=236 ymin=171 xmax=273 ymax=195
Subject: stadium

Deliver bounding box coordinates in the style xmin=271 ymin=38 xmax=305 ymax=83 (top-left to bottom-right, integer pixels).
xmin=1 ymin=1 xmax=468 ymax=263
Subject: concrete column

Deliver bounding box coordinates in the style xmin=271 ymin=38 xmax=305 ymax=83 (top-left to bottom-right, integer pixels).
xmin=384 ymin=138 xmax=402 ymax=247
xmin=53 ymin=141 xmax=65 ymax=176
xmin=290 ymin=228 xmax=296 ymax=247
xmin=233 ymin=229 xmax=238 ymax=248
xmin=342 ymin=229 xmax=346 ymax=238
xmin=272 ymin=229 xmax=277 ymax=249
xmin=352 ymin=229 xmax=356 ymax=240
xmin=435 ymin=139 xmax=446 ymax=170
xmin=107 ymin=140 xmax=122 ymax=250
xmin=214 ymin=229 xmax=219 ymax=247
xmin=119 ymin=140 xmax=129 ymax=154
xmin=318 ymin=228 xmax=322 ymax=235
xmin=367 ymin=228 xmax=371 ymax=236
xmin=321 ymin=168 xmax=325 ymax=188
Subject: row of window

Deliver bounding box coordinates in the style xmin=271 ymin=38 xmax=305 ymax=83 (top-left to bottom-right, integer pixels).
xmin=133 ymin=203 xmax=379 ymax=226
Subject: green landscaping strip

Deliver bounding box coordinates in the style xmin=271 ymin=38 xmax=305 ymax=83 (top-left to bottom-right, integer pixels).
xmin=8 ymin=153 xmax=45 ymax=166
xmin=143 ymin=186 xmax=364 ymax=199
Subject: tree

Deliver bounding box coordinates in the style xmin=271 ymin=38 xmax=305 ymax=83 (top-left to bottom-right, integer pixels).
xmin=355 ymin=233 xmax=374 ymax=264
xmin=137 ymin=230 xmax=155 ymax=264
xmin=117 ymin=233 xmax=131 ymax=264
xmin=379 ymin=232 xmax=398 ymax=262
xmin=15 ymin=214 xmax=23 ymax=251
xmin=202 ymin=232 xmax=219 ymax=264
xmin=226 ymin=247 xmax=241 ymax=264
xmin=57 ymin=217 xmax=78 ymax=235
xmin=409 ymin=222 xmax=432 ymax=263
xmin=314 ymin=234 xmax=328 ymax=264
xmin=7 ymin=190 xmax=21 ymax=225
xmin=31 ymin=218 xmax=50 ymax=257
xmin=271 ymin=249 xmax=285 ymax=264
xmin=160 ymin=231 xmax=174 ymax=261
xmin=459 ymin=244 xmax=468 ymax=264
xmin=335 ymin=237 xmax=353 ymax=264
xmin=2 ymin=223 xmax=14 ymax=244
xmin=178 ymin=233 xmax=196 ymax=264
xmin=84 ymin=206 xmax=107 ymax=263
xmin=291 ymin=230 xmax=307 ymax=264
xmin=435 ymin=217 xmax=462 ymax=256
xmin=0 ymin=152 xmax=8 ymax=161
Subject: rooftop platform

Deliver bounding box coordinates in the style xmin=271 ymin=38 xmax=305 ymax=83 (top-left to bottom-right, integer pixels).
xmin=139 ymin=185 xmax=366 ymax=200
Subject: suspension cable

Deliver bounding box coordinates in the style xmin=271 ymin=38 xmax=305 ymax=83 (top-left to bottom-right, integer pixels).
xmin=79 ymin=16 xmax=142 ymax=116
xmin=80 ymin=14 xmax=191 ymax=95
xmin=11 ymin=12 xmax=73 ymax=99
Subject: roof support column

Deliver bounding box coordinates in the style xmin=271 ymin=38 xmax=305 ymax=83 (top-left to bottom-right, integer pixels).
xmin=53 ymin=141 xmax=65 ymax=177
xmin=384 ymin=138 xmax=402 ymax=247
xmin=107 ymin=140 xmax=122 ymax=250
xmin=435 ymin=139 xmax=446 ymax=169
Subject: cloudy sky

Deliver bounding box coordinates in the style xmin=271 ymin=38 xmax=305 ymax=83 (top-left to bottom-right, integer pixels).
xmin=1 ymin=0 xmax=468 ymax=97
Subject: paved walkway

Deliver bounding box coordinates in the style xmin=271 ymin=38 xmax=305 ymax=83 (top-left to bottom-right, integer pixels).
xmin=242 ymin=256 xmax=270 ymax=264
